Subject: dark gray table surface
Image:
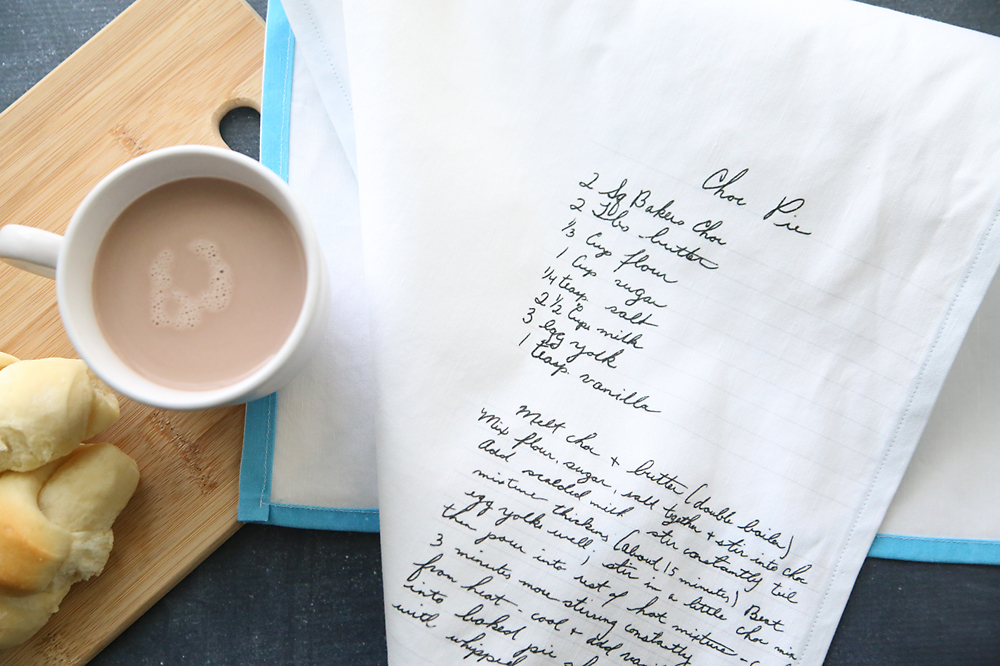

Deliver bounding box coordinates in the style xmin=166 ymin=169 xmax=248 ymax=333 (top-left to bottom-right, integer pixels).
xmin=2 ymin=1 xmax=1000 ymax=664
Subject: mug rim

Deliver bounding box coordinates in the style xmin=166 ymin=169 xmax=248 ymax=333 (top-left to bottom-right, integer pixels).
xmin=57 ymin=145 xmax=327 ymax=410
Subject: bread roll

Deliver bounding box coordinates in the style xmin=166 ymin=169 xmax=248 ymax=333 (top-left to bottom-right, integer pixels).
xmin=0 ymin=462 xmax=72 ymax=596
xmin=0 ymin=352 xmax=17 ymax=370
xmin=0 ymin=443 xmax=139 ymax=649
xmin=39 ymin=443 xmax=139 ymax=534
xmin=0 ymin=358 xmax=120 ymax=473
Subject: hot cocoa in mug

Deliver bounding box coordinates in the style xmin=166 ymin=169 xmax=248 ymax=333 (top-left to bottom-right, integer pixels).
xmin=93 ymin=177 xmax=307 ymax=390
xmin=0 ymin=146 xmax=329 ymax=410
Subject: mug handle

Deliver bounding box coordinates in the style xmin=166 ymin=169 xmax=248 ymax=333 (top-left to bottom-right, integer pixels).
xmin=0 ymin=225 xmax=63 ymax=280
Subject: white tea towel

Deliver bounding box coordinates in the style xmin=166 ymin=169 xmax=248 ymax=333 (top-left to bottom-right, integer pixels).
xmin=341 ymin=1 xmax=1000 ymax=664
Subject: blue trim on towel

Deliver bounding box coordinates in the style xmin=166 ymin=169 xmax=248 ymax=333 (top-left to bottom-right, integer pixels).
xmin=239 ymin=0 xmax=379 ymax=533
xmin=870 ymin=533 xmax=1000 ymax=565
xmin=239 ymin=392 xmax=277 ymax=522
xmin=258 ymin=0 xmax=294 ymax=183
xmin=267 ymin=504 xmax=380 ymax=531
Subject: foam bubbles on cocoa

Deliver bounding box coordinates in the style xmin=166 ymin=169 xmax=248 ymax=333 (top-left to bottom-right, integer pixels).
xmin=149 ymin=240 xmax=234 ymax=329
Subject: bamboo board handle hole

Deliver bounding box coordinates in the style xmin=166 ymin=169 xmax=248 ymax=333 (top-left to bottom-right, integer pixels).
xmin=218 ymin=104 xmax=261 ymax=160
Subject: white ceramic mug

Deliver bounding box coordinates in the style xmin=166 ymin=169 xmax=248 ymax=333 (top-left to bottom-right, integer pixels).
xmin=0 ymin=145 xmax=329 ymax=410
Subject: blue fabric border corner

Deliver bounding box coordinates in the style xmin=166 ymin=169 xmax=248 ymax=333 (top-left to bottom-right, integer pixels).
xmin=238 ymin=0 xmax=378 ymax=533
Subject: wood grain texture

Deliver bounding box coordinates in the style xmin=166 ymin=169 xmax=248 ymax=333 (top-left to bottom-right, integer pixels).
xmin=0 ymin=0 xmax=263 ymax=663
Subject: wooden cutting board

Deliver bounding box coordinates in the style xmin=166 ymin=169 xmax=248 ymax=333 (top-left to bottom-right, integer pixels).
xmin=0 ymin=0 xmax=263 ymax=663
